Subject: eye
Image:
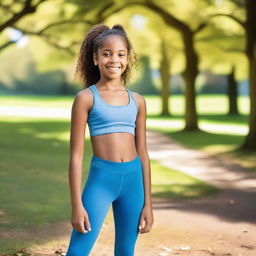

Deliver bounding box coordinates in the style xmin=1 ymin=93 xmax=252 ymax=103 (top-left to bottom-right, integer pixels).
xmin=119 ymin=54 xmax=125 ymax=57
xmin=103 ymin=53 xmax=110 ymax=56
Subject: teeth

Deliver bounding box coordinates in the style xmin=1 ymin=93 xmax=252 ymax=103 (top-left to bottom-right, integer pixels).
xmin=108 ymin=67 xmax=120 ymax=70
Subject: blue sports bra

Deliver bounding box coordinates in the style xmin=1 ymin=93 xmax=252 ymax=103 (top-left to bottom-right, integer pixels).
xmin=87 ymin=84 xmax=138 ymax=137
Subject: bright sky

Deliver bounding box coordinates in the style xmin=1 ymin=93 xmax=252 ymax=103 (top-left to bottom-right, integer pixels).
xmin=6 ymin=27 xmax=29 ymax=47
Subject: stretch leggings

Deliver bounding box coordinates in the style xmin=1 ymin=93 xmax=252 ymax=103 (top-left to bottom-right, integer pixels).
xmin=66 ymin=154 xmax=145 ymax=256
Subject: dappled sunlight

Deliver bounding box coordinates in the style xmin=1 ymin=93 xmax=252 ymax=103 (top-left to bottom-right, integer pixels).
xmin=147 ymin=118 xmax=184 ymax=130
xmin=147 ymin=117 xmax=248 ymax=136
xmin=150 ymin=159 xmax=219 ymax=199
xmin=200 ymin=122 xmax=248 ymax=135
xmin=35 ymin=131 xmax=70 ymax=142
xmin=0 ymin=106 xmax=71 ymax=119
xmin=200 ymin=144 xmax=237 ymax=153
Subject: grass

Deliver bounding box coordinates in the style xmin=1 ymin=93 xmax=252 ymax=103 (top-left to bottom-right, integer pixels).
xmin=151 ymin=159 xmax=218 ymax=199
xmin=0 ymin=93 xmax=254 ymax=253
xmin=0 ymin=116 xmax=218 ymax=254
xmin=144 ymin=95 xmax=256 ymax=171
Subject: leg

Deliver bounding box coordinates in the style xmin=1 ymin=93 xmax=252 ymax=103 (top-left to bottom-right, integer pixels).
xmin=66 ymin=164 xmax=120 ymax=256
xmin=112 ymin=162 xmax=145 ymax=256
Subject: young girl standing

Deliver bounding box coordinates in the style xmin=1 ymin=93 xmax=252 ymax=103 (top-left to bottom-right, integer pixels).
xmin=66 ymin=23 xmax=154 ymax=256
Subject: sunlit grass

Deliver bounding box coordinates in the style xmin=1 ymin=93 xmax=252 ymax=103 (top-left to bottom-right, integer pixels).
xmin=151 ymin=160 xmax=219 ymax=199
xmin=0 ymin=117 xmax=217 ymax=253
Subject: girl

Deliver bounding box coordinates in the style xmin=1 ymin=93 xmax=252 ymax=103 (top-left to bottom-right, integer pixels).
xmin=66 ymin=24 xmax=154 ymax=256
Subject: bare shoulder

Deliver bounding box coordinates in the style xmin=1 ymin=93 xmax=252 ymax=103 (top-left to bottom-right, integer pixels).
xmin=73 ymin=87 xmax=93 ymax=113
xmin=130 ymin=91 xmax=146 ymax=110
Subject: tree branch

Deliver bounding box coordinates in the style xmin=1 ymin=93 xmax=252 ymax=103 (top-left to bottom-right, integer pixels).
xmin=0 ymin=0 xmax=47 ymax=32
xmin=194 ymin=22 xmax=208 ymax=34
xmin=12 ymin=18 xmax=93 ymax=36
xmin=211 ymin=13 xmax=245 ymax=28
xmin=10 ymin=25 xmax=79 ymax=55
xmin=0 ymin=40 xmax=15 ymax=51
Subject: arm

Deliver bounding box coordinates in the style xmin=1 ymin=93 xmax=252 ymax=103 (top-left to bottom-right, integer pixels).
xmin=68 ymin=89 xmax=92 ymax=233
xmin=134 ymin=93 xmax=154 ymax=234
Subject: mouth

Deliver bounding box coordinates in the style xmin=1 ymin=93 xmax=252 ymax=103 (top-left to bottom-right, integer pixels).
xmin=107 ymin=66 xmax=121 ymax=71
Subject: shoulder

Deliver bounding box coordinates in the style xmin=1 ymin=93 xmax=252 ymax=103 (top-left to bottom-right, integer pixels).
xmin=130 ymin=91 xmax=146 ymax=110
xmin=72 ymin=86 xmax=93 ymax=112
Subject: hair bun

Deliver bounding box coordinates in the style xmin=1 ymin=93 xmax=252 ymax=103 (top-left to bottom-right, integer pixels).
xmin=87 ymin=24 xmax=109 ymax=40
xmin=112 ymin=24 xmax=126 ymax=33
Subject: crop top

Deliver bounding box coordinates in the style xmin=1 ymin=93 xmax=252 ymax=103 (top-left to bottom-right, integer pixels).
xmin=87 ymin=84 xmax=138 ymax=136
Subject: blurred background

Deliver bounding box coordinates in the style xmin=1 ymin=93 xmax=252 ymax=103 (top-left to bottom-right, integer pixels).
xmin=0 ymin=0 xmax=256 ymax=255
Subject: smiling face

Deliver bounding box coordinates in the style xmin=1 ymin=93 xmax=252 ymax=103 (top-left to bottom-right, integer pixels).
xmin=93 ymin=35 xmax=128 ymax=82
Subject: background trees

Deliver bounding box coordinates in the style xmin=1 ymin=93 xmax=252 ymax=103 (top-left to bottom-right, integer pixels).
xmin=0 ymin=0 xmax=255 ymax=150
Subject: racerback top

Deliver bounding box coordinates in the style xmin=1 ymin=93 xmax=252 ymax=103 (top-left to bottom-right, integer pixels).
xmin=87 ymin=84 xmax=138 ymax=137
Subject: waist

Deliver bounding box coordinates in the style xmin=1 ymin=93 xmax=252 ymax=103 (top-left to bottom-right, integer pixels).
xmin=90 ymin=154 xmax=142 ymax=173
xmin=90 ymin=132 xmax=137 ymax=161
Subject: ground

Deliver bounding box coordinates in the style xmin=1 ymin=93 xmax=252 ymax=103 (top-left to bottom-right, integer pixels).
xmin=4 ymin=130 xmax=256 ymax=256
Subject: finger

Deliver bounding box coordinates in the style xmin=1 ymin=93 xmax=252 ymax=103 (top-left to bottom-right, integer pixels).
xmin=79 ymin=221 xmax=88 ymax=233
xmin=75 ymin=222 xmax=87 ymax=233
xmin=138 ymin=218 xmax=145 ymax=232
xmin=140 ymin=220 xmax=152 ymax=234
xmin=145 ymin=221 xmax=154 ymax=232
xmin=84 ymin=216 xmax=92 ymax=232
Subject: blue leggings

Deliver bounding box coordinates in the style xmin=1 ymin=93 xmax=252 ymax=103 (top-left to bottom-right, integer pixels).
xmin=66 ymin=154 xmax=145 ymax=256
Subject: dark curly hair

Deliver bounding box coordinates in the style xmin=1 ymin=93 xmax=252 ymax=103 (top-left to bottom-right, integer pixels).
xmin=75 ymin=24 xmax=137 ymax=88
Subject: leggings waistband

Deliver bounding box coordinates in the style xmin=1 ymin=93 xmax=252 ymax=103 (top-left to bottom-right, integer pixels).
xmin=90 ymin=154 xmax=141 ymax=173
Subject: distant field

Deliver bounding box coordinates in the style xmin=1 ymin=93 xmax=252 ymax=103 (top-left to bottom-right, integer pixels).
xmin=0 ymin=93 xmax=250 ymax=114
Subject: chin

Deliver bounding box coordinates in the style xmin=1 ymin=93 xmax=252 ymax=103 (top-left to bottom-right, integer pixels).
xmin=105 ymin=73 xmax=123 ymax=79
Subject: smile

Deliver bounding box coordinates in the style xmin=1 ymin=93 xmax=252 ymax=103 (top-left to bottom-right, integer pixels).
xmin=107 ymin=67 xmax=121 ymax=70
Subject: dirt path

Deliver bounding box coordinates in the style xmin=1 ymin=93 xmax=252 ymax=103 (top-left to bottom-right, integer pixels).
xmin=147 ymin=130 xmax=256 ymax=190
xmin=17 ymin=130 xmax=256 ymax=255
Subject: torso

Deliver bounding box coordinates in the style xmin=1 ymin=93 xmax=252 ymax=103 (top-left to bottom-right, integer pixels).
xmin=90 ymin=133 xmax=138 ymax=162
xmin=86 ymin=84 xmax=139 ymax=162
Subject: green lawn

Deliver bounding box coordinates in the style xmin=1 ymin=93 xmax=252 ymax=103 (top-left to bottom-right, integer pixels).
xmin=1 ymin=93 xmax=254 ymax=253
xmin=0 ymin=108 xmax=218 ymax=253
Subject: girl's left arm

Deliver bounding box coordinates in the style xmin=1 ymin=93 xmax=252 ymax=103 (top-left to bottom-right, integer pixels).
xmin=134 ymin=93 xmax=154 ymax=234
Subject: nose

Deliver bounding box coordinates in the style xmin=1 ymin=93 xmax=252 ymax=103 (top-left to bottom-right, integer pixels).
xmin=109 ymin=54 xmax=119 ymax=63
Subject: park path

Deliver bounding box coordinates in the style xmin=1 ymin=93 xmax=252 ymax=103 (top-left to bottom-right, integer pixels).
xmin=146 ymin=130 xmax=256 ymax=190
xmin=28 ymin=130 xmax=256 ymax=256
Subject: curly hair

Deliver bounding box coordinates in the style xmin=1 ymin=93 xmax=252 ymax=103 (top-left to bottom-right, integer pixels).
xmin=75 ymin=24 xmax=137 ymax=88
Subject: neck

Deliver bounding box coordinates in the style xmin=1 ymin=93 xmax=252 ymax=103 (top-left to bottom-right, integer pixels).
xmin=96 ymin=78 xmax=124 ymax=90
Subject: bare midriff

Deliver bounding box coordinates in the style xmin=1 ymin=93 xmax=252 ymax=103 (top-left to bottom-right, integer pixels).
xmin=90 ymin=132 xmax=138 ymax=162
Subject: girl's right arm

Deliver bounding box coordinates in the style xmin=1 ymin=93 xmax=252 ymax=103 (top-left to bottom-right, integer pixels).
xmin=68 ymin=89 xmax=92 ymax=234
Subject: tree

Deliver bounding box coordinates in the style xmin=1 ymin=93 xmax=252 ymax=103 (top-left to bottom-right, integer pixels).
xmin=195 ymin=14 xmax=245 ymax=115
xmin=227 ymin=66 xmax=239 ymax=115
xmin=212 ymin=0 xmax=256 ymax=150
xmin=138 ymin=0 xmax=205 ymax=130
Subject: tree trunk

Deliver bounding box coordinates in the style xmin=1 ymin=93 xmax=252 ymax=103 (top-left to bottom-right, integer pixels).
xmin=227 ymin=66 xmax=239 ymax=115
xmin=140 ymin=1 xmax=200 ymax=130
xmin=183 ymin=32 xmax=199 ymax=130
xmin=241 ymin=0 xmax=256 ymax=150
xmin=159 ymin=39 xmax=171 ymax=116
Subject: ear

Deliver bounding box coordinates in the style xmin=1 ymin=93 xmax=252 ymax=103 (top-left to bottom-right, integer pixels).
xmin=93 ymin=52 xmax=98 ymax=66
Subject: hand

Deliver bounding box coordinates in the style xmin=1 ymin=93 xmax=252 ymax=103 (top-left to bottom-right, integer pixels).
xmin=138 ymin=205 xmax=154 ymax=234
xmin=71 ymin=205 xmax=91 ymax=234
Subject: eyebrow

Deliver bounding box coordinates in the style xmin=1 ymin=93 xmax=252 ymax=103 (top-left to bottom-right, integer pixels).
xmin=102 ymin=49 xmax=126 ymax=52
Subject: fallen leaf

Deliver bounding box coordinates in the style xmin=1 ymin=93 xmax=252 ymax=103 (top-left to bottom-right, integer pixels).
xmin=241 ymin=244 xmax=254 ymax=250
xmin=228 ymin=200 xmax=236 ymax=205
xmin=179 ymin=244 xmax=190 ymax=251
